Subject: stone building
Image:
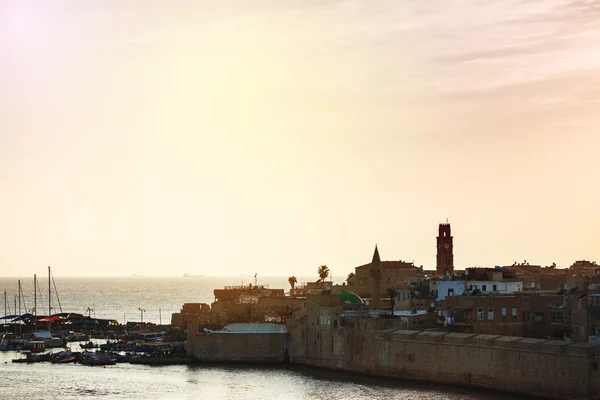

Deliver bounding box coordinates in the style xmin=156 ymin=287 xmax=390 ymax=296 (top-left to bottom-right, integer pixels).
xmin=572 ymin=289 xmax=600 ymax=344
xmin=436 ymin=222 xmax=454 ymax=277
xmin=171 ymin=303 xmax=212 ymax=327
xmin=505 ymin=261 xmax=568 ymax=291
xmin=349 ymin=246 xmax=424 ymax=303
xmin=439 ymin=292 xmax=570 ymax=338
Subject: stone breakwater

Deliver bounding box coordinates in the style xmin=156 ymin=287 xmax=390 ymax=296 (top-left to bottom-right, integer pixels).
xmin=187 ymin=322 xmax=600 ymax=399
xmin=287 ymin=327 xmax=600 ymax=400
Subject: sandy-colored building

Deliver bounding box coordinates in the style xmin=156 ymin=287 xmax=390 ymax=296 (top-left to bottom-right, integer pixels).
xmin=347 ymin=246 xmax=424 ymax=300
xmin=439 ymin=292 xmax=570 ymax=338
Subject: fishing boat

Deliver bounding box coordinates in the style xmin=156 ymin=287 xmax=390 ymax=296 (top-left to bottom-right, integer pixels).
xmin=80 ymin=351 xmax=117 ymax=366
xmin=51 ymin=350 xmax=77 ymax=364
xmin=12 ymin=350 xmax=50 ymax=363
xmin=22 ymin=340 xmax=45 ymax=353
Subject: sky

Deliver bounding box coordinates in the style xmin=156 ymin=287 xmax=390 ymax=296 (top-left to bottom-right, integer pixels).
xmin=1 ymin=0 xmax=599 ymax=277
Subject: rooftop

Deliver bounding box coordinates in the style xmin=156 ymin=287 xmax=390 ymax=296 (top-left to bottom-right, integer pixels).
xmin=356 ymin=260 xmax=416 ymax=270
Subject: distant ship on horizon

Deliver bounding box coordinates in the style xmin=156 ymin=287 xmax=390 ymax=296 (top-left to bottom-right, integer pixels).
xmin=183 ymin=273 xmax=205 ymax=278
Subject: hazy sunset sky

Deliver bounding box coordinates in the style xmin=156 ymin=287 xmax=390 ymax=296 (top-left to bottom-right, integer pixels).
xmin=1 ymin=0 xmax=599 ymax=277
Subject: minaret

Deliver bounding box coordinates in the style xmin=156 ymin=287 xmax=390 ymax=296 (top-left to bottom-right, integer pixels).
xmin=370 ymin=245 xmax=382 ymax=310
xmin=436 ymin=222 xmax=454 ymax=276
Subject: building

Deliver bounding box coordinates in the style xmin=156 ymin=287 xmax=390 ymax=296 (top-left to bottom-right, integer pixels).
xmin=171 ymin=303 xmax=211 ymax=327
xmin=290 ymin=281 xmax=331 ymax=296
xmin=439 ymin=292 xmax=570 ymax=338
xmin=505 ymin=261 xmax=567 ymax=291
xmin=349 ymin=246 xmax=424 ymax=303
xmin=572 ymin=288 xmax=600 ymax=344
xmin=433 ymin=280 xmax=523 ymax=302
xmin=436 ymin=222 xmax=454 ymax=276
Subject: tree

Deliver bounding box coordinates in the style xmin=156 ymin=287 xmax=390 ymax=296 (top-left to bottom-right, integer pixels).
xmin=347 ymin=272 xmax=355 ymax=281
xmin=318 ymin=265 xmax=330 ymax=282
xmin=288 ymin=276 xmax=297 ymax=289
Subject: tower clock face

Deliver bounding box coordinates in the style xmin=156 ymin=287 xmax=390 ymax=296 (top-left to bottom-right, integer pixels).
xmin=444 ymin=243 xmax=450 ymax=249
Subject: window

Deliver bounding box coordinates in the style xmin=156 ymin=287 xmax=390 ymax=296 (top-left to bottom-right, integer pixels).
xmin=387 ymin=278 xmax=390 ymax=284
xmin=488 ymin=308 xmax=495 ymax=320
xmin=468 ymin=285 xmax=473 ymax=290
xmin=512 ymin=308 xmax=517 ymax=319
xmin=482 ymin=285 xmax=487 ymax=291
xmin=534 ymin=313 xmax=544 ymax=323
xmin=493 ymin=284 xmax=497 ymax=291
xmin=477 ymin=307 xmax=484 ymax=320
xmin=501 ymin=308 xmax=507 ymax=317
xmin=448 ymin=288 xmax=454 ymax=297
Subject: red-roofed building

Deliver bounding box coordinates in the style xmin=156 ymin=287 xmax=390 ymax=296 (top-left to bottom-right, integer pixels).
xmin=349 ymin=247 xmax=424 ymax=300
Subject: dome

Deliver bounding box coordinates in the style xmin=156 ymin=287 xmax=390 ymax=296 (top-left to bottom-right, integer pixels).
xmin=339 ymin=290 xmax=364 ymax=304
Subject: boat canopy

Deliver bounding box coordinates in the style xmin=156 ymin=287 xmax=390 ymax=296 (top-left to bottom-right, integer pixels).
xmin=32 ymin=331 xmax=53 ymax=339
xmin=38 ymin=315 xmax=62 ymax=322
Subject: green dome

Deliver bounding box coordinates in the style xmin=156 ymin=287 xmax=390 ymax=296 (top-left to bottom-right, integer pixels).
xmin=339 ymin=290 xmax=364 ymax=304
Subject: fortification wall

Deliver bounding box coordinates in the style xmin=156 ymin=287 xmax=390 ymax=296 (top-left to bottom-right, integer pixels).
xmin=190 ymin=333 xmax=289 ymax=363
xmin=288 ymin=325 xmax=600 ymax=400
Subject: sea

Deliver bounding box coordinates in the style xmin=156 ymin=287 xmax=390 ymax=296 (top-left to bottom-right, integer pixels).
xmin=0 ymin=276 xmax=526 ymax=399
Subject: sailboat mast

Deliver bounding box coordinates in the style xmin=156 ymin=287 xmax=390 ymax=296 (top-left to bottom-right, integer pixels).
xmin=18 ymin=280 xmax=21 ymax=316
xmin=18 ymin=280 xmax=21 ymax=334
xmin=48 ymin=266 xmax=51 ymax=316
xmin=3 ymin=291 xmax=6 ymax=318
xmin=34 ymin=274 xmax=37 ymax=317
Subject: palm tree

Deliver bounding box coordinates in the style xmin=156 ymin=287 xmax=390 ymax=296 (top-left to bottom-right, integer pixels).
xmin=288 ymin=276 xmax=297 ymax=289
xmin=347 ymin=272 xmax=355 ymax=281
xmin=318 ymin=265 xmax=330 ymax=282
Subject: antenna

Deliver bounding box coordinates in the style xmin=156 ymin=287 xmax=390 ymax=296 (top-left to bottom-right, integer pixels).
xmin=254 ymin=273 xmax=257 ymax=286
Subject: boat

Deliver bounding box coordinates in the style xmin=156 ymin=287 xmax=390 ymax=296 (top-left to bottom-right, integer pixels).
xmin=32 ymin=331 xmax=65 ymax=348
xmin=12 ymin=350 xmax=50 ymax=363
xmin=183 ymin=273 xmax=204 ymax=278
xmin=0 ymin=334 xmax=23 ymax=351
xmin=51 ymin=350 xmax=77 ymax=364
xmin=66 ymin=332 xmax=88 ymax=342
xmin=79 ymin=341 xmax=99 ymax=349
xmin=79 ymin=351 xmax=117 ymax=366
xmin=22 ymin=340 xmax=45 ymax=353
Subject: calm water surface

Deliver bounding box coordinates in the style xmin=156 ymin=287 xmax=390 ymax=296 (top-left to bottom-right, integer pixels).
xmin=0 ymin=351 xmax=526 ymax=400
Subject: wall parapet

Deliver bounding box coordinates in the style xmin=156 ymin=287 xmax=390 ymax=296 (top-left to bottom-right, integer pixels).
xmin=287 ymin=325 xmax=600 ymax=399
xmin=377 ymin=330 xmax=600 ymax=358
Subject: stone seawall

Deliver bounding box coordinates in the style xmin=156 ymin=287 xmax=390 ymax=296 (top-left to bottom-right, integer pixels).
xmin=288 ymin=327 xmax=600 ymax=400
xmin=190 ymin=333 xmax=289 ymax=363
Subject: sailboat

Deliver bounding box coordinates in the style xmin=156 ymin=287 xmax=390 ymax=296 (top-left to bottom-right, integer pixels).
xmin=28 ymin=267 xmax=66 ymax=349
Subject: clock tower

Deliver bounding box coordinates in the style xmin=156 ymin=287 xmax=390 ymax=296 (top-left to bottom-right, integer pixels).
xmin=436 ymin=222 xmax=454 ymax=276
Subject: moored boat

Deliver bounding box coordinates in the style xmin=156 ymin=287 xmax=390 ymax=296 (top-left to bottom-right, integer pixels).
xmin=51 ymin=350 xmax=78 ymax=364
xmin=79 ymin=351 xmax=117 ymax=366
xmin=79 ymin=341 xmax=99 ymax=349
xmin=12 ymin=350 xmax=50 ymax=363
xmin=22 ymin=340 xmax=45 ymax=353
